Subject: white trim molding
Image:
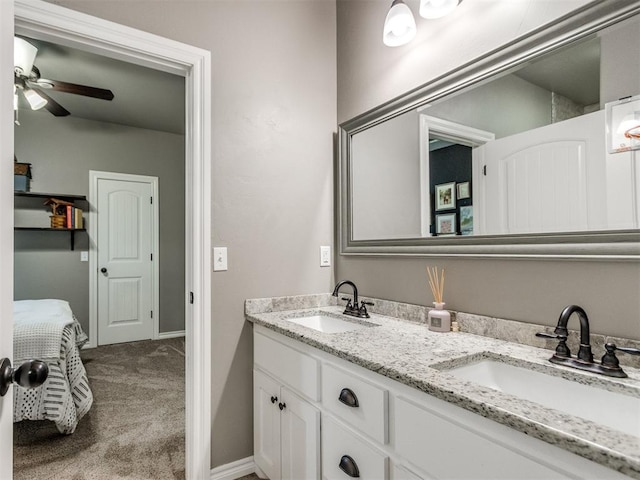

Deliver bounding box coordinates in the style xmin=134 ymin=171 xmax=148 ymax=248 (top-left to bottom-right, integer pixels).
xmin=158 ymin=330 xmax=186 ymax=340
xmin=210 ymin=457 xmax=256 ymax=480
xmin=13 ymin=1 xmax=212 ymax=478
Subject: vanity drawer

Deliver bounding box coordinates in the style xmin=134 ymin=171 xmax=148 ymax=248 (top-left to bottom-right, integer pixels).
xmin=254 ymin=331 xmax=320 ymax=401
xmin=322 ymin=362 xmax=388 ymax=444
xmin=322 ymin=416 xmax=388 ymax=480
xmin=395 ymin=396 xmax=571 ymax=480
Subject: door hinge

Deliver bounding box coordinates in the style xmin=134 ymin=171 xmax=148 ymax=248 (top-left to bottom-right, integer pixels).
xmin=150 ymin=310 xmax=153 ymax=319
xmin=483 ymin=165 xmax=487 ymax=176
xmin=150 ymin=196 xmax=153 ymax=204
xmin=150 ymin=253 xmax=153 ymax=261
xmin=189 ymin=292 xmax=194 ymax=304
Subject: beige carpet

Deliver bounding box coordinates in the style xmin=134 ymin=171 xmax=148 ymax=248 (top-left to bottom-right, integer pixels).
xmin=14 ymin=337 xmax=185 ymax=480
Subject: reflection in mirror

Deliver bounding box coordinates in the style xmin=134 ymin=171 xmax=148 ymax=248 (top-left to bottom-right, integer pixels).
xmin=345 ymin=8 xmax=640 ymax=252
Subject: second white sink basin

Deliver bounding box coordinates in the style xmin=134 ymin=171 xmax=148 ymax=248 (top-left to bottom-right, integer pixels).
xmin=286 ymin=314 xmax=370 ymax=334
xmin=445 ymin=358 xmax=640 ymax=437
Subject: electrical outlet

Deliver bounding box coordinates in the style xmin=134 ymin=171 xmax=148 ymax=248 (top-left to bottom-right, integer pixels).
xmin=320 ymin=246 xmax=331 ymax=267
xmin=213 ymin=247 xmax=228 ymax=271
xmin=80 ymin=251 xmax=89 ymax=262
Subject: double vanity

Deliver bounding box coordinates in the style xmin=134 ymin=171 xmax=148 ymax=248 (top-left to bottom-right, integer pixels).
xmin=246 ymin=292 xmax=640 ymax=480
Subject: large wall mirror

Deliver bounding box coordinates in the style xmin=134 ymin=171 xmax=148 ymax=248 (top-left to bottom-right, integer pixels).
xmin=338 ymin=1 xmax=640 ymax=259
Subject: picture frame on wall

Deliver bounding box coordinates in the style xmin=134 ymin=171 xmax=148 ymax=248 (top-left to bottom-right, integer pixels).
xmin=457 ymin=181 xmax=470 ymax=199
xmin=435 ymin=182 xmax=456 ymax=211
xmin=436 ymin=213 xmax=456 ymax=235
xmin=606 ymin=94 xmax=640 ymax=153
xmin=460 ymin=205 xmax=473 ymax=235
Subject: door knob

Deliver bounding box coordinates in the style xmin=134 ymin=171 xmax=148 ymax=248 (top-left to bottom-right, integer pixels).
xmin=0 ymin=358 xmax=49 ymax=397
xmin=101 ymin=267 xmax=107 ymax=273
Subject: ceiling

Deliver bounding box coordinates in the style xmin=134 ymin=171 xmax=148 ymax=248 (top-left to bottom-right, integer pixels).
xmin=15 ymin=36 xmax=186 ymax=135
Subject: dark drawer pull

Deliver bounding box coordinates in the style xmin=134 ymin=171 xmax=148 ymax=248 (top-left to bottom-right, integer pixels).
xmin=338 ymin=388 xmax=359 ymax=408
xmin=339 ymin=454 xmax=360 ymax=478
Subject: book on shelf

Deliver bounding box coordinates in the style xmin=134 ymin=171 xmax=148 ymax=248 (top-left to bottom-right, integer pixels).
xmin=64 ymin=205 xmax=84 ymax=229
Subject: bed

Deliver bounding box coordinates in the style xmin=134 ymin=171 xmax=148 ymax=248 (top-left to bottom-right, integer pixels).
xmin=13 ymin=299 xmax=93 ymax=434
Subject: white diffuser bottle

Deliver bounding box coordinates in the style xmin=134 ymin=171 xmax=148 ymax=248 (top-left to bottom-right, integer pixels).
xmin=428 ymin=302 xmax=451 ymax=332
xmin=427 ymin=266 xmax=451 ymax=332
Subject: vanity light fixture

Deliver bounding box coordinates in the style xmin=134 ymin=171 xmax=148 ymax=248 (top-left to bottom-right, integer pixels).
xmin=383 ymin=0 xmax=417 ymax=47
xmin=384 ymin=0 xmax=462 ymax=47
xmin=419 ymin=0 xmax=461 ymax=19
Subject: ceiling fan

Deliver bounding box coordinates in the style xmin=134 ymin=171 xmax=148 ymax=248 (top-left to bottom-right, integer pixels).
xmin=14 ymin=37 xmax=114 ymax=118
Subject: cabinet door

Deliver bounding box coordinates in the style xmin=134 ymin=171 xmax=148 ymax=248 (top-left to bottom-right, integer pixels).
xmin=281 ymin=386 xmax=321 ymax=480
xmin=254 ymin=370 xmax=281 ymax=480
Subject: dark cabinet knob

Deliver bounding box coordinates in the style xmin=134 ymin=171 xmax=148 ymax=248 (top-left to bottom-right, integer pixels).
xmin=100 ymin=267 xmax=107 ymax=273
xmin=338 ymin=455 xmax=360 ymax=478
xmin=338 ymin=388 xmax=359 ymax=408
xmin=0 ymin=357 xmax=49 ymax=397
xmin=270 ymin=396 xmax=278 ymax=404
xmin=278 ymin=402 xmax=286 ymax=411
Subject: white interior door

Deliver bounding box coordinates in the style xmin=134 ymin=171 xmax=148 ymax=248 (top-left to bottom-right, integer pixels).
xmin=0 ymin=0 xmax=14 ymax=475
xmin=96 ymin=174 xmax=157 ymax=345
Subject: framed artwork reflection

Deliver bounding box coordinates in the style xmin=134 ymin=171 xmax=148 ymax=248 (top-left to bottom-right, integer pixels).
xmin=436 ymin=213 xmax=456 ymax=235
xmin=435 ymin=182 xmax=456 ymax=211
xmin=457 ymin=181 xmax=470 ymax=199
xmin=460 ymin=205 xmax=473 ymax=235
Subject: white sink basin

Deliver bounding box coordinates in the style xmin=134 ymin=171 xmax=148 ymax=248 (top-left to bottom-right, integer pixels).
xmin=286 ymin=314 xmax=370 ymax=334
xmin=445 ymin=358 xmax=640 ymax=437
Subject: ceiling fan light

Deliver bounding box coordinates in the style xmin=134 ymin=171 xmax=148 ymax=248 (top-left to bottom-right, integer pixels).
xmin=383 ymin=0 xmax=417 ymax=47
xmin=14 ymin=37 xmax=37 ymax=76
xmin=23 ymin=89 xmax=48 ymax=111
xmin=419 ymin=0 xmax=460 ymax=19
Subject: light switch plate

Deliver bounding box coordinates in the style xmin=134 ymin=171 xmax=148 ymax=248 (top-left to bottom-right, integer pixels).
xmin=213 ymin=247 xmax=228 ymax=271
xmin=80 ymin=251 xmax=89 ymax=262
xmin=320 ymin=246 xmax=331 ymax=267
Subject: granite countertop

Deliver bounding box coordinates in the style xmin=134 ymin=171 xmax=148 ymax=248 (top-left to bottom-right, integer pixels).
xmin=246 ymin=296 xmax=640 ymax=479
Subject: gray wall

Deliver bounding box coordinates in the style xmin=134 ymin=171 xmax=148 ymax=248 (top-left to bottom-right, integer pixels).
xmin=337 ymin=0 xmax=640 ymax=341
xmin=48 ymin=0 xmax=337 ymax=468
xmin=14 ymin=110 xmax=185 ymax=335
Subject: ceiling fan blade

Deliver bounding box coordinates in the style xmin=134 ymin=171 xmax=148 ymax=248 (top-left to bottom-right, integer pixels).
xmin=36 ymin=78 xmax=114 ymax=101
xmin=32 ymin=88 xmax=70 ymax=117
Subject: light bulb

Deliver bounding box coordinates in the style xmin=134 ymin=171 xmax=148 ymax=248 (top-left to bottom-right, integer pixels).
xmin=383 ymin=0 xmax=417 ymax=47
xmin=23 ymin=89 xmax=48 ymax=110
xmin=420 ymin=0 xmax=460 ymax=19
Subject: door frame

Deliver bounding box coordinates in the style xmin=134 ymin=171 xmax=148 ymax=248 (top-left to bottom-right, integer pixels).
xmin=11 ymin=1 xmax=212 ymax=478
xmin=89 ymin=171 xmax=160 ymax=348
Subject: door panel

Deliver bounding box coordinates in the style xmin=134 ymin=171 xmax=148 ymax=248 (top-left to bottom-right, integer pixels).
xmin=254 ymin=370 xmax=281 ymax=480
xmin=97 ymin=178 xmax=153 ymax=345
xmin=1 ymin=0 xmax=14 ymax=474
xmin=281 ymin=387 xmax=320 ymax=480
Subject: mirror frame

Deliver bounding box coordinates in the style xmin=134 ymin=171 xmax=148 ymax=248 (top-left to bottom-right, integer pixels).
xmin=338 ymin=0 xmax=640 ymax=260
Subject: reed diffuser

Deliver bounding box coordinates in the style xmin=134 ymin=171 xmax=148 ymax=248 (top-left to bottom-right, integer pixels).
xmin=427 ymin=266 xmax=451 ymax=332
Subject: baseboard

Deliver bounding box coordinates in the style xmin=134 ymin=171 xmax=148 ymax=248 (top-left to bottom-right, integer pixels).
xmin=210 ymin=456 xmax=255 ymax=480
xmin=157 ymin=330 xmax=186 ymax=339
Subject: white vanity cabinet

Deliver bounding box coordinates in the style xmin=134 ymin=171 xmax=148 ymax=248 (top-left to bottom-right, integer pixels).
xmin=253 ymin=332 xmax=321 ymax=480
xmin=253 ymin=325 xmax=631 ymax=480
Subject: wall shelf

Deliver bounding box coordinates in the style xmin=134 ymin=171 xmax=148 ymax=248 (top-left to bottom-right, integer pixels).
xmin=14 ymin=192 xmax=88 ymax=250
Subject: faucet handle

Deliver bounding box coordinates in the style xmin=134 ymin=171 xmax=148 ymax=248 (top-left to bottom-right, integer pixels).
xmin=536 ymin=332 xmax=570 ymax=358
xmin=340 ymin=297 xmax=353 ymax=308
xmin=536 ymin=332 xmax=567 ymax=340
xmin=359 ymin=300 xmax=374 ymax=318
xmin=601 ymin=343 xmax=640 ymax=371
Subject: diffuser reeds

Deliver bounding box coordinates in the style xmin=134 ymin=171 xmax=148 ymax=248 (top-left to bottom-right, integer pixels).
xmin=427 ymin=266 xmax=445 ymax=304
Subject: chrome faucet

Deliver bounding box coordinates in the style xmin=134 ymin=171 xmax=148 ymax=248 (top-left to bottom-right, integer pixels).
xmin=332 ymin=280 xmax=373 ymax=318
xmin=536 ymin=305 xmax=640 ymax=378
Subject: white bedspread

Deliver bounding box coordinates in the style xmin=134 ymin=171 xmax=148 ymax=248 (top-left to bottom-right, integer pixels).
xmin=13 ymin=299 xmax=93 ymax=434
